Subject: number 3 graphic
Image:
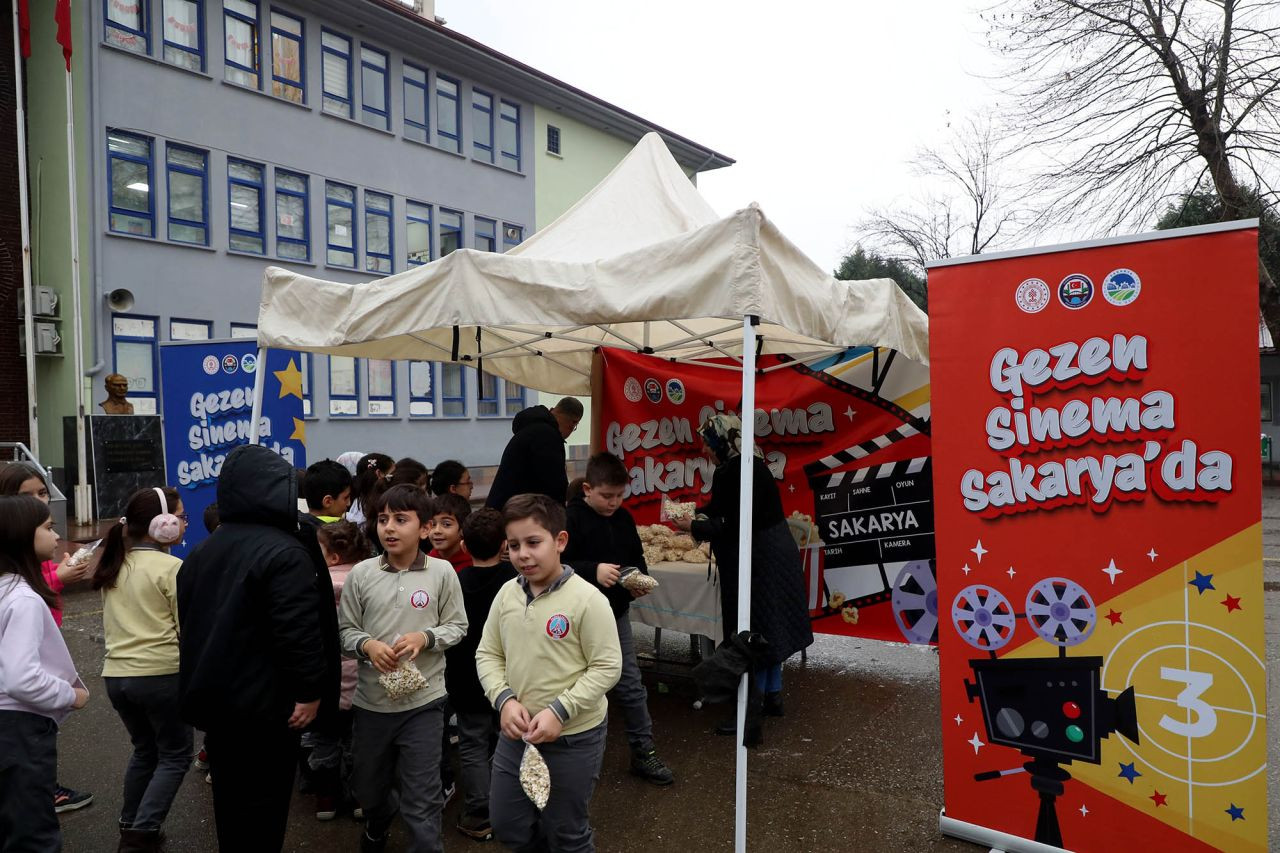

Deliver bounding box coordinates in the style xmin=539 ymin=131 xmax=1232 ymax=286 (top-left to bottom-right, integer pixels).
xmin=1158 ymin=667 xmax=1217 ymax=738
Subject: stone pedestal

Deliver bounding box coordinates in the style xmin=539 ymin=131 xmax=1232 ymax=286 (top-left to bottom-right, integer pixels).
xmin=63 ymin=415 xmax=166 ymax=519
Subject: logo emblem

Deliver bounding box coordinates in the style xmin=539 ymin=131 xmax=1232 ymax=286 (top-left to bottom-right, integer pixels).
xmin=1102 ymin=268 xmax=1141 ymax=306
xmin=623 ymin=377 xmax=642 ymax=403
xmin=1057 ymin=274 xmax=1094 ymax=310
xmin=643 ymin=378 xmax=662 ymax=404
xmin=665 ymin=378 xmax=685 ymax=405
xmin=546 ymin=614 xmax=570 ymax=639
xmin=1014 ymin=278 xmax=1050 ymax=314
xmin=240 ymin=353 xmax=258 ymax=374
xmin=409 ymin=590 xmax=430 ymax=609
xmin=202 ymin=355 xmax=219 ymax=376
xmin=221 ymin=354 xmax=239 ymax=374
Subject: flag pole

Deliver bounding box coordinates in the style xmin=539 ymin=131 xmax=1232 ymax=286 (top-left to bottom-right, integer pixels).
xmin=11 ymin=2 xmax=39 ymax=458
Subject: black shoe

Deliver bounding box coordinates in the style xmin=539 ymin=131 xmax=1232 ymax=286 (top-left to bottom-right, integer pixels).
xmin=117 ymin=827 xmax=162 ymax=853
xmin=457 ymin=811 xmax=494 ymax=841
xmin=54 ymin=785 xmax=93 ymax=813
xmin=360 ymin=830 xmax=388 ymax=853
xmin=763 ymin=691 xmax=784 ymax=717
xmin=714 ymin=716 xmax=737 ymax=736
xmin=630 ymin=744 xmax=675 ymax=786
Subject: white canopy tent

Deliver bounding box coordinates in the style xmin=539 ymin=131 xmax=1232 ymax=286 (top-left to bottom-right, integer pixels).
xmin=250 ymin=132 xmax=929 ymax=851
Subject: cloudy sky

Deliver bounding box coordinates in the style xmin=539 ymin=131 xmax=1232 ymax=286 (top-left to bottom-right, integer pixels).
xmin=441 ymin=1 xmax=1002 ymax=272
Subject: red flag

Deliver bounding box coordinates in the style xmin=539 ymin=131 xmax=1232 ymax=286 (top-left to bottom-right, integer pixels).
xmin=17 ymin=0 xmax=30 ymax=58
xmin=54 ymin=0 xmax=72 ymax=71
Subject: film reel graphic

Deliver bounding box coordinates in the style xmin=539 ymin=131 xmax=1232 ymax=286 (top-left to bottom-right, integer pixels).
xmin=1025 ymin=578 xmax=1097 ymax=647
xmin=891 ymin=560 xmax=939 ymax=644
xmin=951 ymin=585 xmax=1018 ymax=651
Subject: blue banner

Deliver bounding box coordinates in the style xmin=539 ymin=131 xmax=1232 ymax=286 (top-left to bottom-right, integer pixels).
xmin=159 ymin=340 xmax=306 ymax=557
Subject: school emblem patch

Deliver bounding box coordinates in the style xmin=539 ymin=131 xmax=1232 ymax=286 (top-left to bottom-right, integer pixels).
xmin=409 ymin=589 xmax=430 ymax=609
xmin=545 ymin=614 xmax=570 ymax=639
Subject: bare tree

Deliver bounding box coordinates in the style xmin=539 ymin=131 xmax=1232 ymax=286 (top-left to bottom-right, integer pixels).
xmin=985 ymin=0 xmax=1280 ymax=338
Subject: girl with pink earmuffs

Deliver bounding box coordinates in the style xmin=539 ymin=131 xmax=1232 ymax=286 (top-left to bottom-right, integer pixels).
xmin=92 ymin=487 xmax=191 ymax=853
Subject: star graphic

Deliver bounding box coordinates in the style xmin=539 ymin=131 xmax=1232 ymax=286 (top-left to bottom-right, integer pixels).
xmin=971 ymin=539 xmax=988 ymax=563
xmin=1078 ymin=804 xmax=1089 ymax=818
xmin=1102 ymin=559 xmax=1123 ymax=584
xmin=961 ymin=563 xmax=972 ymax=575
xmin=1117 ymin=762 xmax=1141 ymax=784
xmin=1150 ymin=791 xmax=1168 ymax=808
xmin=274 ymin=357 xmax=305 ymax=401
xmin=1221 ymin=594 xmax=1242 ymax=613
xmin=1006 ymin=566 xmax=1016 ymax=579
xmin=843 ymin=406 xmax=856 ymax=421
xmin=1147 ymin=548 xmax=1158 ymax=562
xmin=1225 ymin=803 xmax=1245 ymax=821
xmin=953 ymin=714 xmax=963 ymax=726
xmin=1105 ymin=608 xmax=1123 ymax=626
xmin=1188 ymin=571 xmax=1216 ymax=595
xmin=788 ymin=484 xmax=795 ymax=493
xmin=289 ymin=417 xmax=306 ymax=443
xmin=967 ymin=732 xmax=985 ymax=754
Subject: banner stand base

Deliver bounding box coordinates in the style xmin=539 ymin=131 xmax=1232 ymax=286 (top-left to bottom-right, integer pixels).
xmin=940 ymin=809 xmax=1068 ymax=853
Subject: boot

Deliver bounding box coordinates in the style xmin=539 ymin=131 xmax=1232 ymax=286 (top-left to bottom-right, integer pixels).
xmin=118 ymin=827 xmax=163 ymax=853
xmin=763 ymin=691 xmax=784 ymax=717
xmin=743 ymin=694 xmax=764 ymax=748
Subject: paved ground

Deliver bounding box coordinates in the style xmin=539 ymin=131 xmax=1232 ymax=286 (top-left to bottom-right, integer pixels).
xmin=51 ymin=488 xmax=1280 ymax=851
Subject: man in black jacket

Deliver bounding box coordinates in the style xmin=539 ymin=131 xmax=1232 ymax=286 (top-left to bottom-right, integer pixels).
xmin=177 ymin=445 xmax=339 ymax=852
xmin=484 ymin=397 xmax=582 ymax=510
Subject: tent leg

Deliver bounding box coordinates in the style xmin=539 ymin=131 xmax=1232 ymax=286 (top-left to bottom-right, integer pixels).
xmin=734 ymin=315 xmax=758 ymax=853
xmin=249 ymin=347 xmax=267 ymax=444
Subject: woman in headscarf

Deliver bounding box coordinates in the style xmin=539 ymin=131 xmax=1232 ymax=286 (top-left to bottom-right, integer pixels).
xmin=672 ymin=413 xmax=813 ymax=746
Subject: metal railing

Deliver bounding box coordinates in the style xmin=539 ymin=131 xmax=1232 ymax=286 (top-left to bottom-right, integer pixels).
xmin=0 ymin=443 xmax=68 ymax=535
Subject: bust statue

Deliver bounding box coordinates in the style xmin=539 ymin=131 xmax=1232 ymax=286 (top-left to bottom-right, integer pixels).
xmin=99 ymin=373 xmax=134 ymax=415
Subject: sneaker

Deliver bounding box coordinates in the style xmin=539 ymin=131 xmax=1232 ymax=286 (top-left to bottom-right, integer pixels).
xmin=352 ymin=805 xmax=365 ymax=821
xmin=457 ymin=811 xmax=494 ymax=841
xmin=442 ymin=782 xmax=457 ymax=806
xmin=53 ymin=785 xmax=93 ymax=813
xmin=192 ymin=748 xmax=209 ymax=771
xmin=315 ymin=795 xmax=339 ymax=821
xmin=204 ymin=772 xmax=212 ymax=785
xmin=629 ymin=745 xmax=675 ymax=786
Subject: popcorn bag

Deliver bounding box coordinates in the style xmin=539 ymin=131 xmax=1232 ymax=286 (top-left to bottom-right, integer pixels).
xmin=619 ymin=567 xmax=659 ymax=594
xmin=659 ymin=497 xmax=696 ymax=522
xmin=378 ymin=658 xmax=428 ymax=700
xmin=520 ymin=742 xmax=551 ymax=810
xmin=66 ymin=538 xmax=102 ymax=569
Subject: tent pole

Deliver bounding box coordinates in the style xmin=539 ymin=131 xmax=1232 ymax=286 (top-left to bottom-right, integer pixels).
xmin=249 ymin=347 xmax=267 ymax=443
xmin=734 ymin=315 xmax=758 ymax=853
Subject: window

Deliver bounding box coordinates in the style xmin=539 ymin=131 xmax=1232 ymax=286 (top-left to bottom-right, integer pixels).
xmin=112 ymin=315 xmax=158 ymax=414
xmin=321 ymin=30 xmax=352 ymax=117
xmin=439 ymin=208 xmax=462 ymax=256
xmin=472 ymin=89 xmax=494 ymax=162
xmin=404 ymin=63 xmax=429 ymax=143
xmin=364 ymin=191 xmax=392 ymax=273
xmin=162 ymin=0 xmax=203 ymax=70
xmin=329 ymin=356 xmax=358 ymax=416
xmin=367 ymin=359 xmax=395 ymax=416
xmin=170 ymin=318 xmax=211 ymax=340
xmin=165 ymin=144 xmax=207 ymax=244
xmin=298 ymin=352 xmax=313 ymax=416
xmin=406 ymin=201 xmax=432 ymax=266
xmin=105 ymin=0 xmax=148 ymax=54
xmin=441 ymin=363 xmax=465 ymax=417
xmin=409 ymin=361 xmax=435 ymax=416
xmin=435 ymin=74 xmax=460 ymax=152
xmin=473 ymin=217 xmax=496 ymax=252
xmin=107 ymin=131 xmax=154 ymax=237
xmin=478 ymin=369 xmax=500 ymax=417
xmin=269 ymin=11 xmax=304 ymax=103
xmin=275 ymin=169 xmax=309 ymax=260
xmin=499 ymin=100 xmax=520 ymax=170
xmin=230 ymin=322 xmax=257 ymax=339
xmin=546 ymin=124 xmax=561 ymax=155
xmin=223 ymin=0 xmax=259 ymax=88
xmin=325 ymin=182 xmax=356 ymax=267
xmin=505 ymin=379 xmax=527 ymax=416
xmin=503 ymin=223 xmax=523 ymax=252
xmin=1264 ymin=383 xmax=1274 ymax=422
xmin=360 ymin=45 xmax=389 ymax=129
xmin=227 ymin=159 xmax=265 ymax=254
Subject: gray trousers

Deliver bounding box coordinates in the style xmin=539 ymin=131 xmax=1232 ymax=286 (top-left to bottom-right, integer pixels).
xmin=456 ymin=708 xmax=498 ymax=819
xmin=490 ymin=720 xmax=606 ymax=853
xmin=612 ymin=614 xmax=653 ymax=748
xmin=0 ymin=710 xmax=60 ymax=852
xmin=353 ymin=699 xmax=445 ymax=853
xmin=104 ymin=674 xmax=193 ymax=831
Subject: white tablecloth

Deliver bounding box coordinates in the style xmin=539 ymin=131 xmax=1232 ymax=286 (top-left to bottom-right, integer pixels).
xmin=628 ymin=561 xmax=722 ymax=640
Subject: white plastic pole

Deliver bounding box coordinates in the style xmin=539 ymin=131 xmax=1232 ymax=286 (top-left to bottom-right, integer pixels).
xmin=12 ymin=7 xmax=38 ymax=458
xmin=65 ymin=67 xmax=91 ymax=524
xmin=248 ymin=347 xmax=267 ymax=443
xmin=734 ymin=314 xmax=758 ymax=853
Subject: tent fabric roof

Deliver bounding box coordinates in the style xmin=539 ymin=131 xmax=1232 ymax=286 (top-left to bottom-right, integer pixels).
xmin=256 ymin=134 xmax=929 ymax=396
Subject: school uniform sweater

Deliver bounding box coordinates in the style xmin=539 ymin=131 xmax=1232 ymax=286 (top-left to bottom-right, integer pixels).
xmin=475 ymin=567 xmax=621 ymax=736
xmin=338 ymin=552 xmax=467 ymax=713
xmin=0 ymin=577 xmax=82 ymax=725
xmin=101 ymin=548 xmax=182 ymax=677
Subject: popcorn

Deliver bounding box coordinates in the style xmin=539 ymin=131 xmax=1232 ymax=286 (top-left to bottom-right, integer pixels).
xmin=661 ymin=498 xmax=697 ymax=521
xmin=620 ymin=569 xmax=659 ymax=593
xmin=378 ymin=658 xmax=428 ymax=700
xmin=637 ymin=524 xmax=711 ymax=565
xmin=829 ymin=592 xmax=846 ymax=609
xmin=520 ymin=743 xmax=551 ymax=810
xmin=841 ymin=605 xmax=859 ymax=625
xmin=66 ymin=538 xmax=102 ymax=569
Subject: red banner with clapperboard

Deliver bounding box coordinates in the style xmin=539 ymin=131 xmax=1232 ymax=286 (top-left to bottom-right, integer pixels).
xmin=929 ymin=223 xmax=1267 ymax=852
xmin=594 ymin=347 xmax=934 ymax=642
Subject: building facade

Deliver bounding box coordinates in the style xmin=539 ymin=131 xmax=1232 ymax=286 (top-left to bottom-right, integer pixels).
xmin=22 ymin=0 xmax=730 ymax=480
xmin=0 ymin=0 xmax=30 ymax=447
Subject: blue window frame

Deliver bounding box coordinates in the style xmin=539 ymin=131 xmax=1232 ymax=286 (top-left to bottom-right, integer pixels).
xmin=269 ymin=10 xmax=304 ymax=103
xmin=165 ymin=143 xmax=208 ymax=245
xmin=439 ymin=208 xmax=462 ymax=256
xmin=478 ymin=369 xmax=500 ymax=417
xmin=471 ymin=88 xmax=494 ymax=162
xmin=162 ymin=0 xmax=203 ymax=70
xmin=435 ymin=74 xmax=460 ymax=153
xmin=108 ymin=131 xmax=154 ymax=237
xmin=406 ymin=200 xmax=432 ymax=266
xmin=328 ymin=356 xmax=359 ymax=416
xmin=366 ymin=359 xmax=395 ymax=416
xmin=360 ymin=45 xmax=389 ymax=130
xmin=364 ymin=190 xmax=392 ymax=274
xmin=223 ymin=0 xmax=260 ymax=88
xmin=106 ymin=0 xmax=149 ymax=54
xmin=325 ymin=181 xmax=356 ymax=267
xmin=275 ymin=169 xmax=309 ymax=261
xmin=441 ymin=364 xmax=466 ymax=417
xmin=227 ymin=158 xmax=265 ymax=254
xmin=321 ymin=29 xmax=352 ymax=117
xmin=499 ymin=100 xmax=521 ymax=171
xmin=505 ymin=379 xmax=527 ymax=416
xmin=403 ymin=62 xmax=430 ymax=143
xmin=473 ymin=216 xmax=496 ymax=252
xmin=503 ymin=223 xmax=523 ymax=252
xmin=170 ymin=318 xmax=212 ymax=340
xmin=409 ymin=361 xmax=435 ymax=417
xmin=112 ymin=314 xmax=159 ymax=414
xmin=298 ymin=352 xmax=313 ymax=416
